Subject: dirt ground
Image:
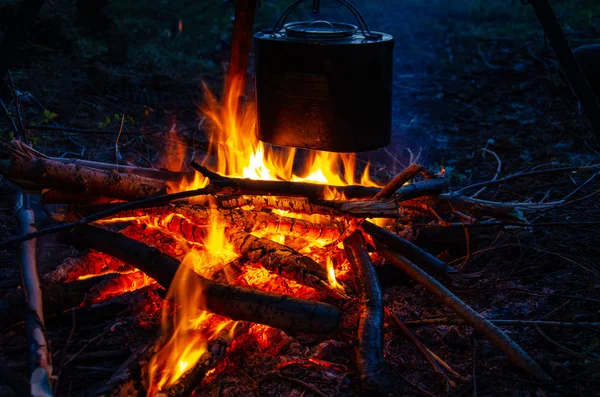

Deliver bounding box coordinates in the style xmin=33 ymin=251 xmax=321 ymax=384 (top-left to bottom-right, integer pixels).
xmin=0 ymin=1 xmax=599 ymax=396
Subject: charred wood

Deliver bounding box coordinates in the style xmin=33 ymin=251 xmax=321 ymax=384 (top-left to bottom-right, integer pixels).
xmin=174 ymin=205 xmax=342 ymax=240
xmin=67 ymin=225 xmax=341 ymax=334
xmin=374 ymin=164 xmax=424 ymax=199
xmin=152 ymin=210 xmax=343 ymax=297
xmin=1 ymin=275 xmax=119 ymax=326
xmin=44 ymin=252 xmax=133 ymax=283
xmin=192 ymin=161 xmax=381 ymax=199
xmin=362 ymin=221 xmax=457 ymax=278
xmin=394 ymin=178 xmax=449 ymax=202
xmin=227 ymin=229 xmax=343 ymax=298
xmin=343 ymin=231 xmax=394 ymax=395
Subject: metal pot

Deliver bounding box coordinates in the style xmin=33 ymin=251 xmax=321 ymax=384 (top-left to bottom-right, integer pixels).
xmin=254 ymin=0 xmax=394 ymax=153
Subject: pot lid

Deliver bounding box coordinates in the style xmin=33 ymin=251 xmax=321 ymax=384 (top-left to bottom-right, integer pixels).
xmin=284 ymin=21 xmax=357 ymax=40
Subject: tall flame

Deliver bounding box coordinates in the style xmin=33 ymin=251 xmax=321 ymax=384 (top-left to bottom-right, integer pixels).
xmin=172 ymin=74 xmax=379 ymax=196
xmin=147 ymin=209 xmax=238 ymax=394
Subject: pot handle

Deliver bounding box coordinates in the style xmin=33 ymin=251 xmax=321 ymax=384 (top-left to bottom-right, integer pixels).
xmin=304 ymin=20 xmax=337 ymax=32
xmin=269 ymin=0 xmax=383 ymax=40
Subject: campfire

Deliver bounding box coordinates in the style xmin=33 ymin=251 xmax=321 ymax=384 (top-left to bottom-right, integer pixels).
xmin=0 ymin=66 xmax=571 ymax=396
xmin=3 ymin=1 xmax=600 ymax=395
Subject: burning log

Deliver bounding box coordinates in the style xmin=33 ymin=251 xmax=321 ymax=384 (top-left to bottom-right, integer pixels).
xmin=83 ymin=271 xmax=157 ymax=304
xmin=227 ymin=230 xmax=343 ymax=298
xmin=1 ymin=140 xmax=167 ymax=200
xmin=216 ymin=194 xmax=408 ymax=218
xmin=362 ymin=221 xmax=457 ymax=278
xmin=343 ymin=231 xmax=393 ymax=395
xmin=152 ymin=209 xmax=343 ymax=297
xmin=174 ymin=205 xmax=342 ymax=241
xmin=1 ymin=274 xmax=118 ymax=326
xmin=158 ymin=322 xmax=249 ymax=396
xmin=44 ymin=252 xmax=133 ymax=283
xmin=379 ymin=248 xmax=552 ymax=381
xmin=192 ymin=161 xmax=380 ymax=199
xmin=66 ymin=225 xmax=341 ymax=334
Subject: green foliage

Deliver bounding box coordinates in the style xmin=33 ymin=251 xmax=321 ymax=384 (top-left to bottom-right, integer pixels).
xmin=98 ymin=113 xmax=135 ymax=128
xmin=42 ymin=109 xmax=57 ymax=124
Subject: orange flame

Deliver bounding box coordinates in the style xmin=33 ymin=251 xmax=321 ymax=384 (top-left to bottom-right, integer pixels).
xmin=147 ymin=209 xmax=238 ymax=394
xmin=172 ymin=73 xmax=379 ymax=199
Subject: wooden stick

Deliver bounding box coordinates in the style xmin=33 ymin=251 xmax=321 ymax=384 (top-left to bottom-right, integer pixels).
xmin=0 ymin=186 xmax=216 ymax=248
xmin=344 ymin=231 xmax=393 ymax=395
xmin=0 ymin=275 xmax=116 ymax=326
xmin=379 ymin=248 xmax=551 ymax=381
xmin=386 ymin=309 xmax=450 ymax=388
xmin=362 ymin=221 xmax=457 ymax=278
xmin=453 ymin=164 xmax=600 ymax=196
xmin=15 ymin=192 xmax=53 ymax=393
xmin=438 ymin=194 xmax=527 ymax=222
xmin=44 ymin=252 xmax=133 ymax=283
xmin=226 ymin=0 xmax=257 ymax=90
xmin=192 ymin=161 xmax=380 ymax=200
xmin=402 ymin=318 xmax=600 ymax=328
xmin=66 ymin=225 xmax=341 ymax=334
xmin=374 ymin=164 xmax=423 ymax=199
xmin=394 ymin=178 xmax=449 ymax=202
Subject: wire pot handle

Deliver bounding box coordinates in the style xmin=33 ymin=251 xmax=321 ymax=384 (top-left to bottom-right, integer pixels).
xmin=304 ymin=20 xmax=337 ymax=32
xmin=270 ymin=0 xmax=382 ymax=40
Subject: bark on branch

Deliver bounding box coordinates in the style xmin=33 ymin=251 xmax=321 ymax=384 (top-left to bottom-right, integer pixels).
xmin=15 ymin=192 xmax=53 ymax=395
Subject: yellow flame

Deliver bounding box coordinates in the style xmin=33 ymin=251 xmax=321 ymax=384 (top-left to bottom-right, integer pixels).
xmin=326 ymin=257 xmax=339 ymax=291
xmin=147 ymin=209 xmax=239 ymax=394
xmin=169 ymin=73 xmax=379 ymax=199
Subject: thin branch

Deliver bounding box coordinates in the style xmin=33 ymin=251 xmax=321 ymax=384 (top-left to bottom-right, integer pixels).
xmin=401 ymin=318 xmax=600 ymax=328
xmin=0 ymin=97 xmax=19 ymax=135
xmin=7 ymin=70 xmax=26 ymax=141
xmin=471 ymin=148 xmax=501 ymax=198
xmin=374 ymin=163 xmax=423 ymax=199
xmin=378 ymin=248 xmax=551 ymax=381
xmin=453 ymin=165 xmax=600 ymax=196
xmin=0 ymin=186 xmax=216 ymax=248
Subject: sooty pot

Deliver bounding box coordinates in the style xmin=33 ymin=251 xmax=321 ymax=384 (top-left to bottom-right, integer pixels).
xmin=254 ymin=0 xmax=394 ymax=153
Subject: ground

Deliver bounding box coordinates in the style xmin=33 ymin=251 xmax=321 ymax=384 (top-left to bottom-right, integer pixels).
xmin=0 ymin=0 xmax=599 ymax=396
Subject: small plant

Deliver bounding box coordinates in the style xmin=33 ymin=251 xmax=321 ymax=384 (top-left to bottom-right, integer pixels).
xmin=42 ymin=109 xmax=58 ymax=124
xmin=98 ymin=113 xmax=135 ymax=128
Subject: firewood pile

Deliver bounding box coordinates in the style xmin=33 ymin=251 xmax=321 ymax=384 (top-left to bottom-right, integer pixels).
xmin=3 ymin=138 xmax=596 ymax=396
